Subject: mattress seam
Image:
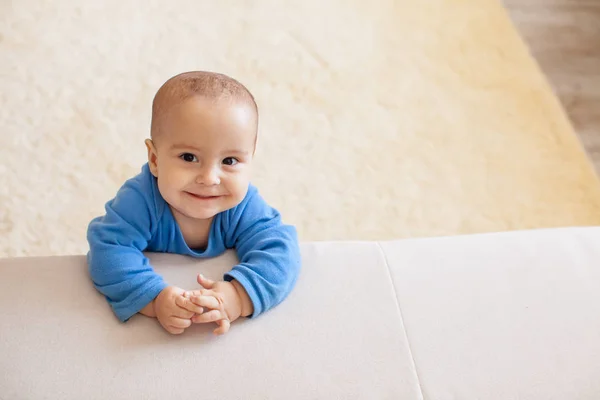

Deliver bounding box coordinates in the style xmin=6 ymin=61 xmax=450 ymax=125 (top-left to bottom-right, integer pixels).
xmin=376 ymin=241 xmax=425 ymax=400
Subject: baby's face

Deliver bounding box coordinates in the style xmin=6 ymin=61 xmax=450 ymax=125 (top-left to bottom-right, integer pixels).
xmin=147 ymin=96 xmax=257 ymax=221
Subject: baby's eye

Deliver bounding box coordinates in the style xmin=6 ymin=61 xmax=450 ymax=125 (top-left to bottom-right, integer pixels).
xmin=222 ymin=157 xmax=239 ymax=166
xmin=180 ymin=153 xmax=198 ymax=163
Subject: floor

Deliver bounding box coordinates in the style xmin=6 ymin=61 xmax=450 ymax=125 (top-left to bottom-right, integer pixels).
xmin=503 ymin=0 xmax=600 ymax=171
xmin=3 ymin=0 xmax=600 ymax=258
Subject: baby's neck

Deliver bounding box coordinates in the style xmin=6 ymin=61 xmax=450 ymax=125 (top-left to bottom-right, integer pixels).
xmin=170 ymin=207 xmax=213 ymax=251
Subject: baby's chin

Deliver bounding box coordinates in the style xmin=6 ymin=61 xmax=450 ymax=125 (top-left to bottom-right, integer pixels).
xmin=180 ymin=208 xmax=222 ymax=221
xmin=166 ymin=201 xmax=217 ymax=220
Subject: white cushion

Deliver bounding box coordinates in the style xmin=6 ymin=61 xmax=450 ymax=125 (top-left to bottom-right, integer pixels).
xmin=1 ymin=227 xmax=600 ymax=398
xmin=381 ymin=227 xmax=600 ymax=399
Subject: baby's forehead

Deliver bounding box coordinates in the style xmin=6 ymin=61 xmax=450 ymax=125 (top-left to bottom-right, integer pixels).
xmin=150 ymin=72 xmax=258 ymax=144
xmin=152 ymin=72 xmax=257 ymax=120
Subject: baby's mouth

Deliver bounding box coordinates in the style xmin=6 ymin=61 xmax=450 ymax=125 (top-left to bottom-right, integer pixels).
xmin=185 ymin=191 xmax=223 ymax=200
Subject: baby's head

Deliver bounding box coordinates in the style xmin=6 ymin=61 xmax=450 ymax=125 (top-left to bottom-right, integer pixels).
xmin=145 ymin=71 xmax=258 ymax=221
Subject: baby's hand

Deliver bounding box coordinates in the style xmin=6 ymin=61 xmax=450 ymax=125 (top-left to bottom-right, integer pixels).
xmin=184 ymin=274 xmax=243 ymax=335
xmin=153 ymin=286 xmax=203 ymax=335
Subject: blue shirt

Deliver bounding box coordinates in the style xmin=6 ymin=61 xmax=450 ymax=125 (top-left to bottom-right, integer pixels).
xmin=87 ymin=163 xmax=301 ymax=322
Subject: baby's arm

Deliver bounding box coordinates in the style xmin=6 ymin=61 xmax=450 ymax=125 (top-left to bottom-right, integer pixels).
xmin=87 ymin=177 xmax=199 ymax=331
xmin=87 ymin=181 xmax=165 ymax=322
xmin=222 ymin=186 xmax=302 ymax=318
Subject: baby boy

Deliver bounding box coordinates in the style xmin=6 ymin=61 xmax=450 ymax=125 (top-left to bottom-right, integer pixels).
xmin=87 ymin=71 xmax=301 ymax=335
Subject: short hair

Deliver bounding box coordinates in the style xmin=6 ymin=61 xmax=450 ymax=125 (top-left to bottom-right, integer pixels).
xmin=150 ymin=71 xmax=258 ymax=138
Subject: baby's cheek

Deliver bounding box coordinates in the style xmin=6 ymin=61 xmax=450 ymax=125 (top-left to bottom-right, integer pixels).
xmin=230 ymin=191 xmax=247 ymax=207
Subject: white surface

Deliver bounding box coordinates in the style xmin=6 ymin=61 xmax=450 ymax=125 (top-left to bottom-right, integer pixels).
xmin=0 ymin=245 xmax=421 ymax=400
xmin=382 ymin=228 xmax=600 ymax=399
xmin=2 ymin=227 xmax=600 ymax=399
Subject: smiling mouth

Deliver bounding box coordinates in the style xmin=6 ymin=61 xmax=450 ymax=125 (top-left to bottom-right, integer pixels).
xmin=185 ymin=192 xmax=223 ymax=200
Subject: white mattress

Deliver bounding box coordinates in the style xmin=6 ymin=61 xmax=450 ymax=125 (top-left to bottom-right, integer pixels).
xmin=1 ymin=227 xmax=599 ymax=399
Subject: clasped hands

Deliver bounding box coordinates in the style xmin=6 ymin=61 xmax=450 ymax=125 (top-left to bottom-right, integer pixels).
xmin=145 ymin=274 xmax=247 ymax=335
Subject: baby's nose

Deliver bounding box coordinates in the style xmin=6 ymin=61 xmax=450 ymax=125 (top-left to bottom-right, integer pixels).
xmin=196 ymin=166 xmax=220 ymax=186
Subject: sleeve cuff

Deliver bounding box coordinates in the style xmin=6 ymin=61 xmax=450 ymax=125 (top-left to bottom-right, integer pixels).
xmin=224 ymin=269 xmax=262 ymax=318
xmin=113 ymin=279 xmax=168 ymax=322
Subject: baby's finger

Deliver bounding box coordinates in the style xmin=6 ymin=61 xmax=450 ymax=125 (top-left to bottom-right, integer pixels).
xmin=197 ymin=274 xmax=216 ymax=289
xmin=165 ymin=326 xmax=185 ymax=335
xmin=191 ymin=309 xmax=225 ymax=324
xmin=192 ymin=289 xmax=224 ymax=302
xmin=169 ymin=317 xmax=192 ymax=329
xmin=214 ymin=319 xmax=231 ymax=336
xmin=175 ymin=296 xmax=204 ymax=315
xmin=172 ymin=305 xmax=195 ymax=319
xmin=190 ymin=295 xmax=222 ymax=310
xmin=184 ymin=289 xmax=211 ymax=298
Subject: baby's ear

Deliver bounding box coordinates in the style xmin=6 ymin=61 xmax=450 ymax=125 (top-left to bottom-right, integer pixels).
xmin=145 ymin=139 xmax=159 ymax=177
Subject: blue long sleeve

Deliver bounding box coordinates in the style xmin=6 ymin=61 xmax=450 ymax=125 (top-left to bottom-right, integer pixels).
xmin=87 ymin=174 xmax=168 ymax=322
xmin=222 ymin=187 xmax=301 ymax=318
xmin=87 ymin=164 xmax=301 ymax=322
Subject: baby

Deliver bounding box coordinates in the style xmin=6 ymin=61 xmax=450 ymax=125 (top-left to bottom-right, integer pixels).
xmin=87 ymin=71 xmax=301 ymax=335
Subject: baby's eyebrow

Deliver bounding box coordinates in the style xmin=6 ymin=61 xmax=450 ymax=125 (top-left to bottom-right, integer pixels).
xmin=170 ymin=145 xmax=249 ymax=156
xmin=171 ymin=144 xmax=202 ymax=152
xmin=223 ymin=150 xmax=250 ymax=156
